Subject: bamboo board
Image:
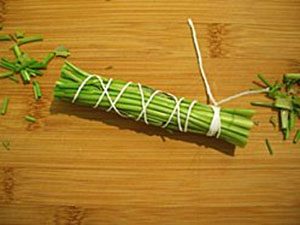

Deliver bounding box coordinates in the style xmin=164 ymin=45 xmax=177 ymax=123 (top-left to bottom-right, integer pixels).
xmin=0 ymin=0 xmax=300 ymax=224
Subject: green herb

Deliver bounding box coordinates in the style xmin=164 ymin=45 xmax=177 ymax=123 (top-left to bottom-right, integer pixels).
xmin=289 ymin=111 xmax=296 ymax=131
xmin=20 ymin=69 xmax=31 ymax=83
xmin=252 ymin=73 xmax=299 ymax=143
xmin=25 ymin=115 xmax=36 ymax=123
xmin=17 ymin=35 xmax=43 ymax=46
xmin=26 ymin=68 xmax=43 ymax=76
xmin=284 ymin=73 xmax=300 ymax=82
xmin=15 ymin=31 xmax=25 ymax=39
xmin=0 ymin=71 xmax=14 ymax=79
xmin=0 ymin=58 xmax=17 ymax=71
xmin=274 ymin=96 xmax=292 ymax=110
xmin=257 ymin=74 xmax=272 ymax=87
xmin=33 ymin=81 xmax=42 ymax=100
xmin=8 ymin=75 xmax=19 ymax=83
xmin=293 ymin=130 xmax=300 ymax=144
xmin=12 ymin=44 xmax=22 ymax=59
xmin=54 ymin=45 xmax=70 ymax=58
xmin=41 ymin=53 xmax=55 ymax=67
xmin=0 ymin=34 xmax=11 ymax=41
xmin=2 ymin=141 xmax=10 ymax=151
xmin=1 ymin=97 xmax=9 ymax=115
xmin=280 ymin=110 xmax=289 ymax=130
xmin=251 ymin=101 xmax=274 ymax=108
xmin=54 ymin=61 xmax=256 ymax=147
xmin=265 ymin=139 xmax=274 ymax=155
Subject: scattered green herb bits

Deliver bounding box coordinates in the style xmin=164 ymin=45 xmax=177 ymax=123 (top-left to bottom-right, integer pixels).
xmin=1 ymin=97 xmax=9 ymax=115
xmin=294 ymin=130 xmax=300 ymax=144
xmin=265 ymin=139 xmax=274 ymax=155
xmin=25 ymin=115 xmax=36 ymax=123
xmin=33 ymin=81 xmax=42 ymax=100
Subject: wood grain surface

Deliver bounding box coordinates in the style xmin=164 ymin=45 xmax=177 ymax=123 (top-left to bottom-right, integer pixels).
xmin=0 ymin=0 xmax=300 ymax=224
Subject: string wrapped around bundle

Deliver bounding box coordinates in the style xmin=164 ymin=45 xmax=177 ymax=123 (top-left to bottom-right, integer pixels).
xmin=54 ymin=61 xmax=255 ymax=147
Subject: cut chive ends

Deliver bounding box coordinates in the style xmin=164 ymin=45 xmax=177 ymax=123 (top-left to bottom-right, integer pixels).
xmin=1 ymin=97 xmax=9 ymax=115
xmin=294 ymin=130 xmax=300 ymax=144
xmin=17 ymin=35 xmax=43 ymax=46
xmin=54 ymin=45 xmax=70 ymax=58
xmin=25 ymin=115 xmax=36 ymax=123
xmin=33 ymin=81 xmax=42 ymax=100
xmin=252 ymin=73 xmax=299 ymax=145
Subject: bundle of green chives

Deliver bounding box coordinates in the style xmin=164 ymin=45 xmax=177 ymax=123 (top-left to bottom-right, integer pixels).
xmin=54 ymin=61 xmax=256 ymax=147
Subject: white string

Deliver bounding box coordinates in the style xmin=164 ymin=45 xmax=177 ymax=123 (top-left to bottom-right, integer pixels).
xmin=107 ymin=81 xmax=132 ymax=116
xmin=161 ymin=94 xmax=185 ymax=132
xmin=73 ymin=75 xmax=129 ymax=117
xmin=94 ymin=78 xmax=113 ymax=108
xmin=136 ymin=87 xmax=163 ymax=124
xmin=184 ymin=100 xmax=197 ymax=132
xmin=216 ymin=87 xmax=270 ymax=105
xmin=206 ymin=105 xmax=221 ymax=138
xmin=188 ymin=18 xmax=217 ymax=106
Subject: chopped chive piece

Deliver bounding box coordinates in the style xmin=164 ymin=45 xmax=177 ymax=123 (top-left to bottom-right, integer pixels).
xmin=269 ymin=116 xmax=277 ymax=128
xmin=280 ymin=110 xmax=289 ymax=130
xmin=289 ymin=111 xmax=296 ymax=131
xmin=1 ymin=57 xmax=16 ymax=64
xmin=42 ymin=52 xmax=55 ymax=67
xmin=283 ymin=128 xmax=290 ymax=140
xmin=26 ymin=68 xmax=43 ymax=76
xmin=1 ymin=97 xmax=9 ymax=115
xmin=0 ymin=34 xmax=11 ymax=41
xmin=2 ymin=141 xmax=10 ymax=150
xmin=293 ymin=130 xmax=300 ymax=144
xmin=20 ymin=69 xmax=31 ymax=83
xmin=0 ymin=71 xmax=14 ymax=79
xmin=284 ymin=73 xmax=300 ymax=82
xmin=54 ymin=45 xmax=70 ymax=58
xmin=265 ymin=139 xmax=274 ymax=155
xmin=15 ymin=31 xmax=24 ymax=39
xmin=0 ymin=59 xmax=17 ymax=71
xmin=17 ymin=35 xmax=43 ymax=46
xmin=29 ymin=61 xmax=46 ymax=69
xmin=293 ymin=96 xmax=300 ymax=108
xmin=33 ymin=80 xmax=42 ymax=100
xmin=8 ymin=75 xmax=19 ymax=83
xmin=25 ymin=115 xmax=36 ymax=123
xmin=274 ymin=96 xmax=292 ymax=110
xmin=12 ymin=44 xmax=22 ymax=59
xmin=257 ymin=74 xmax=272 ymax=87
xmin=251 ymin=101 xmax=274 ymax=108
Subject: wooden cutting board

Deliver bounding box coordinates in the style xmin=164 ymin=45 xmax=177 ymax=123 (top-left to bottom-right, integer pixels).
xmin=0 ymin=0 xmax=299 ymax=224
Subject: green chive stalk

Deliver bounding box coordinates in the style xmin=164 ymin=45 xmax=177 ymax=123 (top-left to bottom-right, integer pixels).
xmin=25 ymin=115 xmax=36 ymax=123
xmin=17 ymin=35 xmax=43 ymax=46
xmin=1 ymin=97 xmax=9 ymax=115
xmin=54 ymin=61 xmax=256 ymax=147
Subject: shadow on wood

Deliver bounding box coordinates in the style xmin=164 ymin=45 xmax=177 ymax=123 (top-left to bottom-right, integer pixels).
xmin=50 ymin=100 xmax=236 ymax=156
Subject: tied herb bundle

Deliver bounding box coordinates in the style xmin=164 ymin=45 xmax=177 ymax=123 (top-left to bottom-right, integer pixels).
xmin=54 ymin=62 xmax=256 ymax=147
